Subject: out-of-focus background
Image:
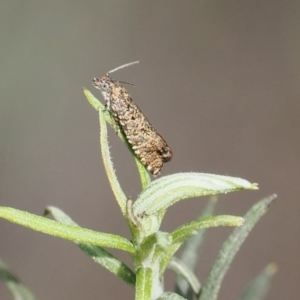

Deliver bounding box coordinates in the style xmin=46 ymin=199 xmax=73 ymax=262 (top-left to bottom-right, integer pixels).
xmin=0 ymin=1 xmax=299 ymax=299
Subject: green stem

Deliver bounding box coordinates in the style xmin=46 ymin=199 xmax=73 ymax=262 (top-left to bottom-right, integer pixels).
xmin=135 ymin=267 xmax=153 ymax=300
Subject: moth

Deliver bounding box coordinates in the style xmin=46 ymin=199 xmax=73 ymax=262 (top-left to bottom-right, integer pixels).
xmin=92 ymin=61 xmax=172 ymax=176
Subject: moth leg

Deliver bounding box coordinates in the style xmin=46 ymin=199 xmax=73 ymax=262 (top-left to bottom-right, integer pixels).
xmin=114 ymin=124 xmax=121 ymax=135
xmin=145 ymin=156 xmax=163 ymax=177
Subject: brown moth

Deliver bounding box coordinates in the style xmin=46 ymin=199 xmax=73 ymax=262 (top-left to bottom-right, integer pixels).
xmin=92 ymin=61 xmax=172 ymax=176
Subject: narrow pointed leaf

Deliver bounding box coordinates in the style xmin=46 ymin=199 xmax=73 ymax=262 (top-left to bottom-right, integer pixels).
xmin=158 ymin=292 xmax=187 ymax=300
xmin=239 ymin=263 xmax=277 ymax=300
xmin=171 ymin=215 xmax=244 ymax=245
xmin=199 ymin=194 xmax=277 ymax=300
xmin=83 ymin=88 xmax=104 ymax=111
xmin=98 ymin=109 xmax=127 ymax=214
xmin=175 ymin=197 xmax=217 ymax=298
xmin=0 ymin=258 xmax=36 ymax=300
xmin=46 ymin=206 xmax=136 ymax=286
xmin=0 ymin=206 xmax=135 ymax=254
xmin=134 ymin=173 xmax=258 ymax=216
xmin=135 ymin=155 xmax=152 ymax=189
xmin=168 ymin=257 xmax=201 ymax=296
xmin=160 ymin=215 xmax=244 ymax=275
xmin=180 ymin=197 xmax=218 ymax=265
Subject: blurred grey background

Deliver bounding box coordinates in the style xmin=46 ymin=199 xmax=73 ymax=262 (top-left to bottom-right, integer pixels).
xmin=0 ymin=1 xmax=299 ymax=299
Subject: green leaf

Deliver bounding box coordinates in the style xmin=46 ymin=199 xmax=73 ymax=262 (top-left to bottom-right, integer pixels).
xmin=83 ymin=88 xmax=104 ymax=111
xmin=133 ymin=173 xmax=258 ymax=216
xmin=199 ymin=194 xmax=277 ymax=300
xmin=171 ymin=215 xmax=244 ymax=246
xmin=98 ymin=108 xmax=127 ymax=214
xmin=46 ymin=206 xmax=136 ymax=287
xmin=239 ymin=263 xmax=277 ymax=300
xmin=160 ymin=215 xmax=243 ymax=276
xmin=135 ymin=155 xmax=152 ymax=190
xmin=180 ymin=197 xmax=217 ymax=264
xmin=0 ymin=258 xmax=36 ymax=300
xmin=175 ymin=197 xmax=217 ymax=298
xmin=157 ymin=292 xmax=187 ymax=300
xmin=168 ymin=257 xmax=201 ymax=296
xmin=0 ymin=206 xmax=135 ymax=254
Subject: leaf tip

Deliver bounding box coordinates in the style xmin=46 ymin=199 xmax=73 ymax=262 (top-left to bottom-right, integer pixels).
xmin=251 ymin=183 xmax=259 ymax=190
xmin=238 ymin=217 xmax=245 ymax=226
xmin=265 ymin=194 xmax=277 ymax=206
xmin=267 ymin=263 xmax=278 ymax=275
xmin=210 ymin=195 xmax=218 ymax=204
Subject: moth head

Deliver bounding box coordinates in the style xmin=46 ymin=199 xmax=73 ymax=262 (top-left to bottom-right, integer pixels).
xmin=92 ymin=75 xmax=114 ymax=100
xmin=93 ymin=61 xmax=139 ymax=98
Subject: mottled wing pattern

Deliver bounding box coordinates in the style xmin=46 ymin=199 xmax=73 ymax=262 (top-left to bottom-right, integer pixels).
xmin=93 ymin=74 xmax=172 ymax=176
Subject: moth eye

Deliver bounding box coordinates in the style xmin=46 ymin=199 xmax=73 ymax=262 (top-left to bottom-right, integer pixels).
xmin=101 ymin=82 xmax=110 ymax=91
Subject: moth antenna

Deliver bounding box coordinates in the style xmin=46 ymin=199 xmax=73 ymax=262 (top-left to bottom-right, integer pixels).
xmin=108 ymin=61 xmax=139 ymax=74
xmin=119 ymin=80 xmax=136 ymax=87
